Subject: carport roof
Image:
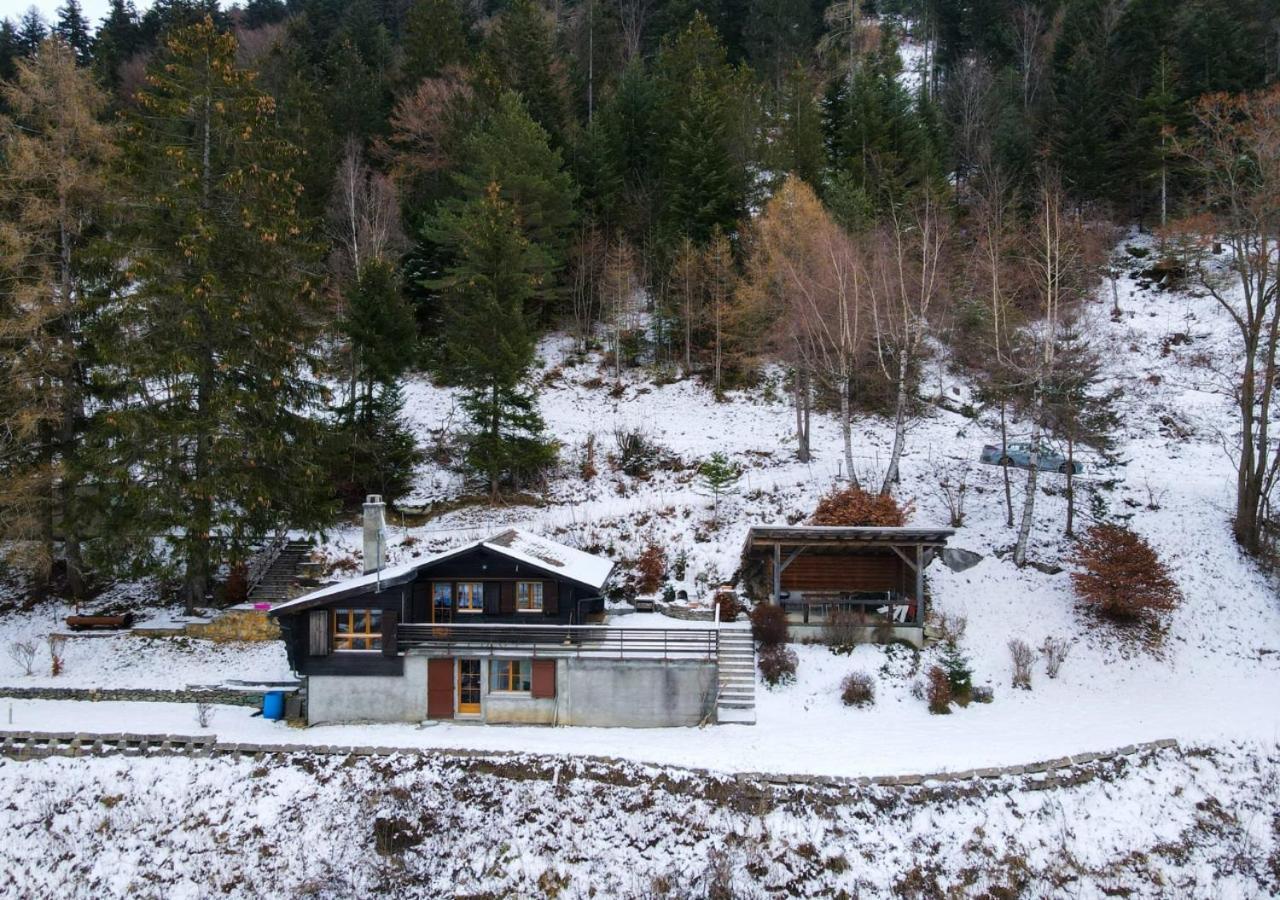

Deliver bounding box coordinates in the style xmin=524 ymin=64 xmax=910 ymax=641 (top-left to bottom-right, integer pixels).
xmin=743 ymin=525 xmax=955 ymax=553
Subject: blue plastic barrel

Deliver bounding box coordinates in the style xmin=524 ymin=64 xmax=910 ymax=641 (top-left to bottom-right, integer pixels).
xmin=262 ymin=691 xmax=285 ymax=721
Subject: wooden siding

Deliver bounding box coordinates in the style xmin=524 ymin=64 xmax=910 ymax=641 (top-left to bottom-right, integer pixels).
xmin=775 ymin=553 xmax=906 ymax=593
xmin=308 ymin=609 xmax=328 ymax=656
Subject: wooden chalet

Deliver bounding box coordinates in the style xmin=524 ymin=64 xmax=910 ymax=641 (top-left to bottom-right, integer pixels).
xmin=271 ymin=515 xmax=728 ymax=727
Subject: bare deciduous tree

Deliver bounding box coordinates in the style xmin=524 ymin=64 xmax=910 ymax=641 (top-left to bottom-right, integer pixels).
xmin=871 ymin=193 xmax=950 ymax=494
xmin=1178 ymin=86 xmax=1280 ymax=556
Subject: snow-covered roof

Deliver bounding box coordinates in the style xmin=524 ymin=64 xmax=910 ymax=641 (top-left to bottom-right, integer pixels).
xmin=270 ymin=528 xmax=614 ymax=616
xmin=482 ymin=529 xmax=615 ymax=591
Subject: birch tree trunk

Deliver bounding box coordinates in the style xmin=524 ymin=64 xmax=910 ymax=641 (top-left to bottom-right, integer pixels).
xmin=880 ymin=354 xmax=909 ymax=495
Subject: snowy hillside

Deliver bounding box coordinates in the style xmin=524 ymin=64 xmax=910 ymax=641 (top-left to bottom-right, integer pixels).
xmin=2 ymin=234 xmax=1278 ymax=779
xmin=236 ymin=232 xmax=1275 ymax=776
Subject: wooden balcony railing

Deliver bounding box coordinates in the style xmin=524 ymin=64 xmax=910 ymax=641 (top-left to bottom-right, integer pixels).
xmin=397 ymin=623 xmax=719 ymax=661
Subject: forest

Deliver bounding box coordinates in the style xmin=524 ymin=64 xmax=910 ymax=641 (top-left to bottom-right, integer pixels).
xmin=0 ymin=0 xmax=1277 ymax=612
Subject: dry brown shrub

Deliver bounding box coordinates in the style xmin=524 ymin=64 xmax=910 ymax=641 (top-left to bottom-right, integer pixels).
xmin=925 ymin=665 xmax=951 ymax=713
xmin=634 ymin=541 xmax=666 ymax=594
xmin=1071 ymin=524 xmax=1181 ymax=621
xmin=757 ymin=644 xmax=798 ymax=687
xmin=1008 ymin=638 xmax=1033 ymax=690
xmin=811 ymin=485 xmax=914 ymax=527
xmin=749 ymin=603 xmax=790 ymax=647
xmin=841 ymin=671 xmax=876 ymax=707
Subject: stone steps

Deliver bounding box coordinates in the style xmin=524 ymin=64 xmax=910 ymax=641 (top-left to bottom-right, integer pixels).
xmin=248 ymin=542 xmax=313 ymax=604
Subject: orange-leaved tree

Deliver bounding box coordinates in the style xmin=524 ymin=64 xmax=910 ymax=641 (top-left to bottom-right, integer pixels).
xmin=1070 ymin=523 xmax=1181 ymax=621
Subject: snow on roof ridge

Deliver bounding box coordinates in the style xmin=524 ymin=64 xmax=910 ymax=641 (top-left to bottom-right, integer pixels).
xmin=273 ymin=528 xmax=614 ymax=614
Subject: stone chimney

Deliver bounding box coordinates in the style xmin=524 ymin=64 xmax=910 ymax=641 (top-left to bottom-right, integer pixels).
xmin=363 ymin=494 xmax=386 ymax=574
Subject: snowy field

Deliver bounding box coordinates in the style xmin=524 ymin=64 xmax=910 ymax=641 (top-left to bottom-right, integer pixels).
xmin=1 ymin=742 xmax=1275 ymax=898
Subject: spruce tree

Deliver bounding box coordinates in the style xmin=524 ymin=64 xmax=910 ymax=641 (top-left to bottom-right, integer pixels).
xmin=92 ymin=0 xmax=141 ymax=91
xmin=403 ymin=0 xmax=468 ymax=83
xmin=431 ymin=184 xmax=556 ymax=499
xmin=106 ymin=18 xmax=329 ymax=611
xmin=53 ymin=1 xmax=92 ymax=65
xmin=483 ymin=0 xmax=569 ymax=147
xmin=426 ymin=91 xmax=578 ymax=323
xmin=15 ymin=9 xmax=47 ymax=56
xmin=0 ymin=38 xmax=116 ymax=598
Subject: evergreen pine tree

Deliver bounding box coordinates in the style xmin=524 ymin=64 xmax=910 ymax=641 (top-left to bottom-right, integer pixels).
xmin=775 ymin=63 xmax=825 ymax=188
xmin=0 ymin=20 xmax=20 ymax=82
xmin=426 ymin=91 xmax=578 ymax=324
xmin=92 ymin=0 xmax=141 ymax=90
xmin=697 ymin=451 xmax=741 ymax=524
xmin=53 ymin=0 xmax=92 ymax=65
xmin=15 ymin=9 xmax=47 ymax=56
xmin=483 ymin=0 xmax=569 ymax=147
xmin=403 ymin=0 xmax=468 ymax=83
xmin=242 ymin=0 xmax=287 ymax=29
xmin=107 ymin=17 xmax=330 ymax=611
xmin=431 ymin=184 xmax=556 ymax=499
xmin=328 ymin=252 xmax=422 ymax=508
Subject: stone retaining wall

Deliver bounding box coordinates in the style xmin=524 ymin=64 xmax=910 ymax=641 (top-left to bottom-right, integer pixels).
xmin=656 ymin=604 xmax=716 ymax=622
xmin=0 ymin=687 xmax=268 ymax=707
xmin=0 ymin=728 xmax=1180 ymax=793
xmin=183 ymin=609 xmax=280 ymax=642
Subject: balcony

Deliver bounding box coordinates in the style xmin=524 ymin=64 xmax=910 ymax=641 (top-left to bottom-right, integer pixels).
xmin=396 ymin=622 xmax=720 ymax=661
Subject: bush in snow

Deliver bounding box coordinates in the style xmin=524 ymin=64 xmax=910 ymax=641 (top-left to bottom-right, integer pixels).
xmin=195 ymin=700 xmax=215 ymax=729
xmin=824 ymin=608 xmax=864 ymax=653
xmin=7 ymin=640 xmax=36 ymax=676
xmin=749 ymin=603 xmax=789 ymax=647
xmin=1008 ymin=638 xmax=1033 ymax=690
xmin=1071 ymin=523 xmax=1181 ymax=622
xmin=1041 ymin=636 xmax=1070 ymax=679
xmin=713 ymin=591 xmax=740 ymax=622
xmin=757 ymin=644 xmax=797 ymax=688
xmin=939 ymin=643 xmax=973 ymax=703
xmin=47 ymin=634 xmax=66 ymax=677
xmin=841 ymin=671 xmax=875 ymax=707
xmin=925 ymin=665 xmax=952 ymax=714
xmin=930 ymin=609 xmax=967 ymax=645
xmin=811 ymin=485 xmax=913 ymax=527
xmin=634 ymin=541 xmax=666 ymax=595
xmin=610 ymin=426 xmax=665 ymax=478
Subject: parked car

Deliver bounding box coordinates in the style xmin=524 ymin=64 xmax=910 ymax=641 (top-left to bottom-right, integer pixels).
xmin=980 ymin=442 xmax=1083 ymax=474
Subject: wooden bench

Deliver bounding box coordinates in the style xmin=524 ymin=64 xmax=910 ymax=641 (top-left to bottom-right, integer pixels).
xmin=65 ymin=613 xmax=134 ymax=631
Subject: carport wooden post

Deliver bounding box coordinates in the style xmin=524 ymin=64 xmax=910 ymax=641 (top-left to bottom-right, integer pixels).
xmin=772 ymin=542 xmax=781 ymax=604
xmin=915 ymin=543 xmax=924 ymax=626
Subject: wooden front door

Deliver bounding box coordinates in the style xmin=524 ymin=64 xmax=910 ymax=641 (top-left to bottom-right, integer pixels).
xmin=457 ymin=658 xmax=482 ymax=715
xmin=427 ymin=658 xmax=454 ymax=719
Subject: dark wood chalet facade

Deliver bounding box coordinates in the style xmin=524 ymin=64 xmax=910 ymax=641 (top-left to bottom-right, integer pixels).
xmin=273 ymin=529 xmax=613 ymax=680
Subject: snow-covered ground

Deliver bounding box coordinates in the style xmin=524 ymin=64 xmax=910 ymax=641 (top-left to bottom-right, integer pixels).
xmin=3 ymin=235 xmax=1277 ymax=787
xmin=1 ymin=741 xmax=1275 ymax=898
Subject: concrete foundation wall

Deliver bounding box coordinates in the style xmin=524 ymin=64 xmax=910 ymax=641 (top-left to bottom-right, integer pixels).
xmin=560 ymin=659 xmax=717 ymax=727
xmin=308 ymin=657 xmax=428 ymax=725
xmin=306 ymin=655 xmax=717 ymax=728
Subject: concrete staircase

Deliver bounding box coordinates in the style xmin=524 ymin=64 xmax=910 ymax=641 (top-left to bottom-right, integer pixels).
xmin=715 ymin=629 xmax=756 ymax=725
xmin=247 ymin=540 xmax=313 ymax=605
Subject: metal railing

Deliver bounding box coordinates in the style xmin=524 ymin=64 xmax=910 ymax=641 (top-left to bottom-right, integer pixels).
xmin=397 ymin=623 xmax=719 ymax=661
